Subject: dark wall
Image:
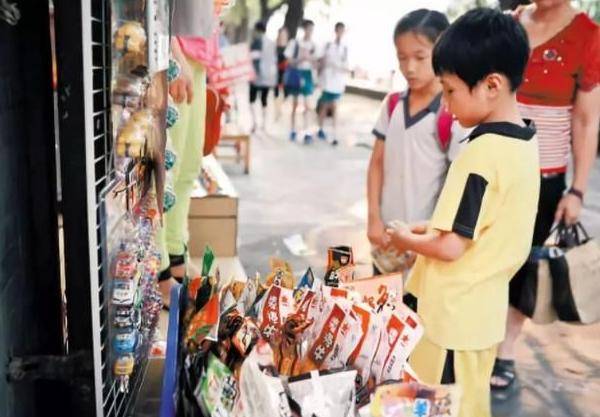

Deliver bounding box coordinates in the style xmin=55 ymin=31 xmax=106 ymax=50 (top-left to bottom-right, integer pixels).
xmin=0 ymin=3 xmax=65 ymax=416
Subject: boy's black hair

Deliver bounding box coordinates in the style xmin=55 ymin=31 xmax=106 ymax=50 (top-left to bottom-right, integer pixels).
xmin=335 ymin=22 xmax=345 ymax=31
xmin=393 ymin=9 xmax=450 ymax=44
xmin=302 ymin=19 xmax=315 ymax=29
xmin=432 ymin=8 xmax=530 ymax=91
xmin=254 ymin=21 xmax=267 ymax=33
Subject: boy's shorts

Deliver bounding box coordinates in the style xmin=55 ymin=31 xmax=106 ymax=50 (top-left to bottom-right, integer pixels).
xmin=409 ymin=336 xmax=497 ymax=417
xmin=288 ymin=69 xmax=314 ymax=97
xmin=318 ymin=91 xmax=342 ymax=104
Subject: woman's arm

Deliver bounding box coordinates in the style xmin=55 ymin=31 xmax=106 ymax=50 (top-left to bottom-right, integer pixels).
xmin=367 ymin=139 xmax=388 ymax=247
xmin=555 ymin=86 xmax=600 ymax=223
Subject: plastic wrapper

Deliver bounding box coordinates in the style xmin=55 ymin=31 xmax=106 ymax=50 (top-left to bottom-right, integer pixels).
xmin=237 ymin=340 xmax=293 ymax=417
xmin=286 ymin=369 xmax=357 ymax=417
xmin=371 ymin=304 xmax=424 ymax=384
xmin=298 ymin=299 xmax=362 ymax=374
xmin=195 ymin=353 xmax=238 ymax=416
xmin=236 ymin=274 xmax=259 ymax=315
xmin=324 ymin=246 xmax=354 ymax=287
xmin=370 ymin=382 xmax=462 ymax=417
xmin=341 ymin=273 xmax=404 ymax=313
xmin=257 ymin=285 xmax=295 ymax=343
xmin=347 ymin=304 xmax=384 ymax=387
xmin=265 ymin=258 xmax=295 ymax=289
xmin=185 ymin=290 xmax=220 ymax=352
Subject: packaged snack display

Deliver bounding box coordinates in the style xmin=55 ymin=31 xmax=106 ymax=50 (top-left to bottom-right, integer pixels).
xmin=324 ymin=246 xmax=355 ymax=287
xmin=170 ymin=246 xmax=459 ymax=416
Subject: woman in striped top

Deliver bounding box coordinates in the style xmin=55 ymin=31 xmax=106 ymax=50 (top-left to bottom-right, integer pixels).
xmin=492 ymin=0 xmax=600 ymax=393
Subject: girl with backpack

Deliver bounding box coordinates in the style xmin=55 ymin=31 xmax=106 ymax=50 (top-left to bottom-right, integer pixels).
xmin=367 ymin=9 xmax=467 ymax=276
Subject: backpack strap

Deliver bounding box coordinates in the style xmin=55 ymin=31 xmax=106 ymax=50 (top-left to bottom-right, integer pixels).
xmin=436 ymin=106 xmax=454 ymax=151
xmin=387 ymin=92 xmax=402 ymax=119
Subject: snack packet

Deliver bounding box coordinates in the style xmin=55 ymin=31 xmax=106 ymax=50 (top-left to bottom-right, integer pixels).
xmin=185 ymin=290 xmax=220 ymax=352
xmin=370 ymin=382 xmax=462 ymax=417
xmin=257 ymin=285 xmax=295 ymax=343
xmin=371 ymin=304 xmax=423 ymax=384
xmin=324 ymin=246 xmax=354 ymax=287
xmin=286 ymin=369 xmax=357 ymax=417
xmin=298 ymin=299 xmax=362 ymax=373
xmin=341 ymin=273 xmax=403 ymax=313
xmin=195 ymin=353 xmax=238 ymax=416
xmin=238 ymin=340 xmax=293 ymax=417
xmin=265 ymin=258 xmax=295 ymax=289
xmin=347 ymin=304 xmax=384 ymax=387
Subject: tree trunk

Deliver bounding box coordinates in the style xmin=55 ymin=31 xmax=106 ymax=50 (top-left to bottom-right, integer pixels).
xmin=284 ymin=0 xmax=304 ymax=39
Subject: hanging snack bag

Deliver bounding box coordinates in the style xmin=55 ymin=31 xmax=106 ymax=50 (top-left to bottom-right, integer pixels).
xmin=185 ymin=290 xmax=220 ymax=352
xmin=265 ymin=258 xmax=295 ymax=289
xmin=341 ymin=273 xmax=404 ymax=313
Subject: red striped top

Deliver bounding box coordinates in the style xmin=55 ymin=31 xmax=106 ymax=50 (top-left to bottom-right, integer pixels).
xmin=516 ymin=12 xmax=600 ymax=172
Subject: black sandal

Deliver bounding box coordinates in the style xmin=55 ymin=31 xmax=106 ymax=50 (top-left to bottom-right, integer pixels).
xmin=491 ymin=358 xmax=517 ymax=392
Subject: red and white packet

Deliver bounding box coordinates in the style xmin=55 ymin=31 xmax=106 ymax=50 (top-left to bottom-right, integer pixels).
xmin=371 ymin=304 xmax=424 ymax=384
xmin=257 ymin=285 xmax=295 ymax=343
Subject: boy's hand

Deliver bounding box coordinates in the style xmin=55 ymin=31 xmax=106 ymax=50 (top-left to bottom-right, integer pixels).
xmin=385 ymin=223 xmax=411 ymax=252
xmin=410 ymin=222 xmax=429 ymax=235
xmin=368 ymin=217 xmax=390 ymax=248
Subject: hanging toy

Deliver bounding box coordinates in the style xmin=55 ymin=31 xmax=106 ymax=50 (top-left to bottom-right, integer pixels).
xmin=114 ymin=21 xmax=147 ymax=57
xmin=163 ymin=183 xmax=176 ymax=213
xmin=166 ymin=104 xmax=179 ymax=129
xmin=114 ymin=355 xmax=135 ymax=393
xmin=167 ymin=58 xmax=181 ymax=83
xmin=165 ymin=148 xmax=176 ymax=171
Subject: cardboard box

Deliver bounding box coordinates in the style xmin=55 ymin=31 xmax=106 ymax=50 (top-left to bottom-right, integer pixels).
xmin=188 ymin=214 xmax=237 ymax=257
xmin=188 ymin=156 xmax=239 ymax=257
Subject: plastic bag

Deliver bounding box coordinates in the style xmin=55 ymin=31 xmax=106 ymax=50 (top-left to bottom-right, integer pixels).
xmin=286 ymin=369 xmax=357 ymax=417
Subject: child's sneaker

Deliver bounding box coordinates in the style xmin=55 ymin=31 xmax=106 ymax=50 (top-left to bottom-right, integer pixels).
xmin=331 ymin=139 xmax=339 ymax=146
xmin=304 ymin=134 xmax=313 ymax=145
xmin=317 ymin=129 xmax=327 ymax=141
xmin=289 ymin=131 xmax=297 ymax=142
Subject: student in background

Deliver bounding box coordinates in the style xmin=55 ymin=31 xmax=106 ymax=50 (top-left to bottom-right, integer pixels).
xmin=317 ymin=22 xmax=349 ymax=146
xmin=285 ymin=19 xmax=317 ymax=143
xmin=367 ymin=10 xmax=465 ymax=275
xmin=274 ymin=26 xmax=290 ymax=120
xmin=249 ymin=21 xmax=277 ymax=132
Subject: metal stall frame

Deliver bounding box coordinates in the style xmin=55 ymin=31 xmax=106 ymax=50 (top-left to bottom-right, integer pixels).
xmin=54 ymin=0 xmax=150 ymax=415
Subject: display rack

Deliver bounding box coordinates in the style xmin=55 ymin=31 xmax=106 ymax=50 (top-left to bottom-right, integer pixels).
xmin=55 ymin=0 xmax=155 ymax=415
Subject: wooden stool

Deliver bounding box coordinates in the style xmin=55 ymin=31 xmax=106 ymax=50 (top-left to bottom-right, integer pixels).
xmin=215 ymin=124 xmax=250 ymax=174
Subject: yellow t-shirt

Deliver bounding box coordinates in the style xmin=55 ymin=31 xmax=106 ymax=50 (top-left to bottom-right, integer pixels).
xmin=406 ymin=121 xmax=540 ymax=350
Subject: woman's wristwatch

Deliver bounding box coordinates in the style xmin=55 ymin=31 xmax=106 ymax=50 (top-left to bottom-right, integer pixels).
xmin=568 ymin=187 xmax=584 ymax=202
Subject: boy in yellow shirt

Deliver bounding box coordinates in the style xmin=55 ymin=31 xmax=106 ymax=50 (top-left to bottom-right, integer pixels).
xmin=386 ymin=8 xmax=540 ymax=417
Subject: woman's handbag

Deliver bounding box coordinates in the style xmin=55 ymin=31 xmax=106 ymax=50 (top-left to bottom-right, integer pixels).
xmin=527 ymin=223 xmax=600 ymax=325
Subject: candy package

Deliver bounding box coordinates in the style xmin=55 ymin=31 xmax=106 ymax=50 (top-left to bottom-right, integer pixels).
xmin=286 ymin=369 xmax=357 ymax=417
xmin=265 ymin=258 xmax=295 ymax=289
xmin=185 ymin=290 xmax=220 ymax=352
xmin=370 ymin=382 xmax=462 ymax=417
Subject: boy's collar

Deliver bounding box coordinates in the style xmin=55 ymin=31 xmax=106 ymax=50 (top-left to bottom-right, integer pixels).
xmin=467 ymin=119 xmax=536 ymax=142
xmin=403 ymin=89 xmax=442 ymax=113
